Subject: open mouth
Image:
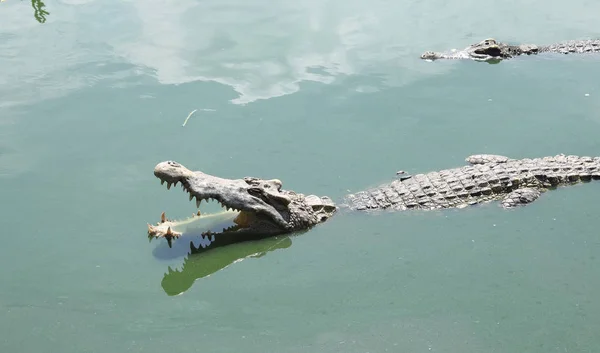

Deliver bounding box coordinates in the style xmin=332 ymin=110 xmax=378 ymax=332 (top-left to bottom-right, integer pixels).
xmin=147 ymin=160 xmax=296 ymax=247
xmin=147 ymin=174 xmax=269 ymax=247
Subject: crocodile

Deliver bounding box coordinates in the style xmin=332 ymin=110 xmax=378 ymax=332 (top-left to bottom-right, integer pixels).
xmin=420 ymin=38 xmax=600 ymax=62
xmin=148 ymin=154 xmax=600 ymax=246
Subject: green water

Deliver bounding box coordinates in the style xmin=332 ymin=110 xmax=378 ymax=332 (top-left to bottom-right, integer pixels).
xmin=2 ymin=0 xmax=600 ymax=351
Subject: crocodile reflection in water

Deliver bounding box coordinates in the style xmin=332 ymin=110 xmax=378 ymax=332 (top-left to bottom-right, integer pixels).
xmin=150 ymin=210 xmax=297 ymax=296
xmin=159 ymin=235 xmax=293 ymax=296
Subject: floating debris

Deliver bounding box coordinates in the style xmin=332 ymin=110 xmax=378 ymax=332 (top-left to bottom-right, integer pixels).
xmin=181 ymin=109 xmax=198 ymax=127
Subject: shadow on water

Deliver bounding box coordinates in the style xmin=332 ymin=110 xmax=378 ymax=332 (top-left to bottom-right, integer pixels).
xmin=152 ymin=226 xmax=306 ymax=296
xmin=31 ymin=0 xmax=49 ymax=23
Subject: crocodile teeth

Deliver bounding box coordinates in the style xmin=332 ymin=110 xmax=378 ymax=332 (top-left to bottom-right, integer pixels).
xmin=197 ymin=210 xmax=201 ymax=216
xmin=161 ymin=212 xmax=166 ymax=223
xmin=161 ymin=180 xmax=165 ymax=185
xmin=173 ymin=181 xmax=178 ymax=187
xmin=167 ymin=182 xmax=172 ymax=190
xmin=196 ymin=199 xmax=201 ymax=208
xmin=189 ymin=194 xmax=193 ymax=201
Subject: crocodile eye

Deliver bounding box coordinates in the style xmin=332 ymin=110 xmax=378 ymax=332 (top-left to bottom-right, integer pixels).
xmin=248 ymin=187 xmax=262 ymax=195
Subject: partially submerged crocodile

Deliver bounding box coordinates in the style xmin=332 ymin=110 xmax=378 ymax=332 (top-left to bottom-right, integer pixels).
xmin=420 ymin=38 xmax=600 ymax=62
xmin=148 ymin=154 xmax=600 ymax=246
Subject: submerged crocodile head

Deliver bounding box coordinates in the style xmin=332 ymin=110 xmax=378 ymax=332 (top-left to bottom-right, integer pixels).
xmin=147 ymin=161 xmax=336 ymax=246
xmin=421 ymin=38 xmax=539 ymax=62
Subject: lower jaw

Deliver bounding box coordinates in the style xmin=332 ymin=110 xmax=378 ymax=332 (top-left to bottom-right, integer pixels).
xmin=147 ymin=209 xmax=258 ymax=241
xmin=172 ymin=210 xmax=244 ymax=234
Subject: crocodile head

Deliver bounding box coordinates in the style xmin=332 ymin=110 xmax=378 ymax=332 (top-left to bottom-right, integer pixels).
xmin=421 ymin=38 xmax=536 ymax=62
xmin=147 ymin=161 xmax=336 ymax=246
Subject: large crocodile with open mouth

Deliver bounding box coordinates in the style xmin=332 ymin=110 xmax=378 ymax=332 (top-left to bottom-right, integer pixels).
xmin=420 ymin=38 xmax=600 ymax=62
xmin=148 ymin=154 xmax=600 ymax=246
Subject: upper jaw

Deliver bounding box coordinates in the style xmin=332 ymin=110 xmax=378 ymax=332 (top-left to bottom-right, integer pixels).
xmin=153 ymin=161 xmax=292 ymax=230
xmin=184 ymin=175 xmax=291 ymax=229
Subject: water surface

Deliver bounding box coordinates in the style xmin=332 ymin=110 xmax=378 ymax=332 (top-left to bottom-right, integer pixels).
xmin=2 ymin=0 xmax=600 ymax=352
